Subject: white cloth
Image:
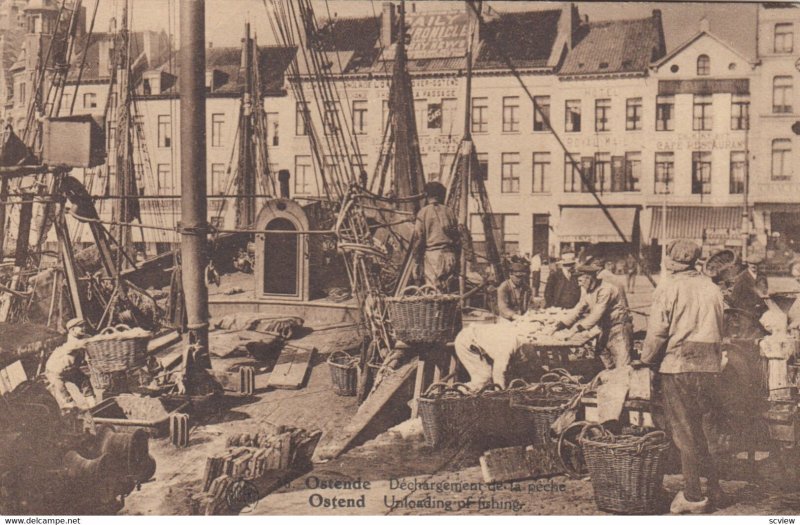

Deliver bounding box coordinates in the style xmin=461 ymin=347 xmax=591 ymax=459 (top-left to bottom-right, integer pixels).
xmin=530 ymin=254 xmax=542 ymax=272
xmin=454 ymin=321 xmax=522 ymax=390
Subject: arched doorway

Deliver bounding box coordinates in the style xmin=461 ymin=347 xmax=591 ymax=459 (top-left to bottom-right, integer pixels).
xmin=264 ymin=218 xmax=298 ymax=295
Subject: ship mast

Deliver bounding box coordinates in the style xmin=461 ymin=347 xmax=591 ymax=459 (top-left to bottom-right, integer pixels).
xmin=236 ymin=22 xmax=257 ymax=230
xmin=179 ymin=0 xmax=212 ymax=387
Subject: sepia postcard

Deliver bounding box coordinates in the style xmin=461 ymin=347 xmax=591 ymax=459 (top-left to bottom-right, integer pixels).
xmin=0 ymin=0 xmax=799 ymax=520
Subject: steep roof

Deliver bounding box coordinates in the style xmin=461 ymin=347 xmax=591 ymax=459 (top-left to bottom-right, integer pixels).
xmin=151 ymin=45 xmax=296 ymax=96
xmin=652 ymin=29 xmax=756 ymax=69
xmin=66 ymin=31 xmax=172 ymax=82
xmin=559 ymin=15 xmax=665 ymax=77
xmin=476 ymin=9 xmax=562 ymax=70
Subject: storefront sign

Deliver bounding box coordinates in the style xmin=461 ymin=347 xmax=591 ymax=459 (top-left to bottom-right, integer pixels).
xmin=658 ymin=79 xmax=749 ymax=96
xmin=406 ymin=12 xmax=471 ymax=59
xmin=427 ymin=103 xmax=442 ymax=129
xmin=655 ymin=132 xmax=746 ymax=151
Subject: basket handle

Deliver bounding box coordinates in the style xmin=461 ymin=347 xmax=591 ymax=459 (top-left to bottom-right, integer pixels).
xmin=450 ymin=382 xmax=475 ymax=396
xmin=423 ymin=382 xmax=450 ymax=397
xmin=400 ymin=285 xmax=441 ymax=297
xmin=545 ymin=382 xmax=579 ymax=397
xmin=636 ymin=430 xmax=668 ymax=453
xmin=507 ymin=378 xmax=529 ymax=390
xmin=114 ymin=324 xmax=132 ymax=332
xmin=539 ymin=372 xmax=564 ymax=383
xmin=578 ymin=422 xmax=610 ymax=443
xmin=328 ymin=350 xmax=357 ymax=365
xmin=477 ymin=383 xmax=503 ymax=395
xmin=400 ymin=285 xmax=422 ymax=297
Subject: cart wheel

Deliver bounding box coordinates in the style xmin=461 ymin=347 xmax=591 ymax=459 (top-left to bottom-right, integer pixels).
xmin=557 ymin=421 xmax=590 ymax=479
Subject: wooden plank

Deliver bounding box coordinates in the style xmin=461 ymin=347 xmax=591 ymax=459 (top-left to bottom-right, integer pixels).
xmin=266 ymin=345 xmax=315 ymax=390
xmin=315 ymin=357 xmax=418 ymax=461
xmin=147 ymin=330 xmax=181 ymax=355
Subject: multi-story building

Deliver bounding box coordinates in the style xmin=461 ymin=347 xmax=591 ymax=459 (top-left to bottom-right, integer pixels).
xmin=5 ymin=1 xmax=797 ymax=268
xmin=753 ymin=3 xmax=800 ymax=267
xmin=0 ymin=0 xmax=28 ymax=117
xmin=645 ymin=18 xmax=758 ymax=261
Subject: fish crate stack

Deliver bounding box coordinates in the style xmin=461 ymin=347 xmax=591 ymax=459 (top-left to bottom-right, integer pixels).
xmin=194 ymin=423 xmax=321 ymax=515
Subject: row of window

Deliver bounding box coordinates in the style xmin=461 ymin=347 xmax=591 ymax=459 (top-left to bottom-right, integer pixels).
xmin=491 ymin=95 xmax=753 ymax=134
xmin=143 ymin=77 xmax=793 ymax=154
xmin=131 ymin=137 xmax=794 ymax=198
xmin=491 ymin=150 xmax=749 ymax=196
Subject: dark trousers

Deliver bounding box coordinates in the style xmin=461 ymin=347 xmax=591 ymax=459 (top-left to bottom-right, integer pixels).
xmin=661 ymin=373 xmax=720 ymax=501
xmin=531 ymin=271 xmax=541 ymax=297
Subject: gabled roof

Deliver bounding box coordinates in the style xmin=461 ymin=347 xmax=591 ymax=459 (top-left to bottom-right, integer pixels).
xmin=154 ymin=45 xmax=296 ymax=96
xmin=313 ymin=16 xmax=381 ymax=74
xmin=559 ymin=15 xmax=665 ymax=77
xmin=311 ymin=8 xmax=564 ymax=75
xmin=66 ymin=31 xmax=172 ymax=82
xmin=476 ymin=9 xmax=562 ymax=70
xmin=652 ymin=30 xmax=756 ymax=69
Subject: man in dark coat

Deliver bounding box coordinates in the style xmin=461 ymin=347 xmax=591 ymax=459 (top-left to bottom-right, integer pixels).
xmin=543 ymin=252 xmax=581 ymax=309
xmin=729 ymin=253 xmax=769 ymax=320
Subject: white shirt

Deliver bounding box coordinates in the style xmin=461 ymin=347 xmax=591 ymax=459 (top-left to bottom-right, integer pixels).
xmin=530 ymin=254 xmax=542 ymax=272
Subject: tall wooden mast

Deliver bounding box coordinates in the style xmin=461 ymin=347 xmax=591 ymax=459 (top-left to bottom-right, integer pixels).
xmin=179 ymin=0 xmax=212 ymax=385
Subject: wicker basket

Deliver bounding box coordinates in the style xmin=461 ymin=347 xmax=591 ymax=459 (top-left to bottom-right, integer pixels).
xmin=418 ymin=383 xmax=476 ymax=447
xmin=579 ymin=424 xmax=671 ymax=514
xmin=386 ymin=286 xmax=461 ymax=346
xmin=88 ymin=368 xmax=129 ymax=392
xmin=85 ymin=324 xmax=151 ymax=373
xmin=510 ymin=382 xmax=583 ymax=445
xmin=327 ymin=351 xmax=359 ymax=396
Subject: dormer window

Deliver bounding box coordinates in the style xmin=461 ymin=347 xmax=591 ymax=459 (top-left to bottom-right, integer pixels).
xmin=697 ymin=54 xmax=710 ymax=76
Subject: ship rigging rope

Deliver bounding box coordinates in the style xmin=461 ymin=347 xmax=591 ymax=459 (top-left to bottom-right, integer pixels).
xmin=68 ymin=0 xmax=101 ymax=116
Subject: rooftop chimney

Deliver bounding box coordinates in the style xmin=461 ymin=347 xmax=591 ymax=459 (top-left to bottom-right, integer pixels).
xmin=381 ymin=2 xmax=396 ymax=47
xmin=699 ymin=17 xmax=710 ymax=32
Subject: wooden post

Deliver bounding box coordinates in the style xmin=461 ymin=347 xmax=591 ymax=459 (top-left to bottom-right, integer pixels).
xmin=179 ymin=0 xmax=212 ymax=377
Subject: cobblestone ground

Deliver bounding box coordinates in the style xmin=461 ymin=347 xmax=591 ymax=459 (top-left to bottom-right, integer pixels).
xmin=122 ymin=276 xmax=800 ymax=516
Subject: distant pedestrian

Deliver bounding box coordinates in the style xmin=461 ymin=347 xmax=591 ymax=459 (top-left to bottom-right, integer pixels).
xmin=625 ymin=253 xmax=639 ymax=294
xmin=530 ymin=252 xmax=542 ymax=297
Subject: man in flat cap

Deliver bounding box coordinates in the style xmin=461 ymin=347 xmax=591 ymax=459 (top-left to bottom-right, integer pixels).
xmin=413 ymin=181 xmax=460 ymax=292
xmin=729 ymin=252 xmax=769 ymax=320
xmin=497 ymin=261 xmax=532 ymax=321
xmin=640 ymin=239 xmax=725 ymax=513
xmin=45 ymin=318 xmax=94 ymax=409
xmin=556 ymin=258 xmax=633 ymax=369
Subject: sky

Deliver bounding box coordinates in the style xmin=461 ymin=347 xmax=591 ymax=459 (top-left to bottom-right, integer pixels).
xmin=100 ymin=1 xmax=758 ymax=59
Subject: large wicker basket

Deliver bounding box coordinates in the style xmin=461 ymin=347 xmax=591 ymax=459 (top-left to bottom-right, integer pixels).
xmin=85 ymin=324 xmax=151 ymax=373
xmin=327 ymin=351 xmax=358 ymax=397
xmin=579 ymin=425 xmax=671 ymax=514
xmin=418 ymin=383 xmax=476 ymax=447
xmin=386 ymin=286 xmax=461 ymax=346
xmin=509 ymin=380 xmax=583 ymax=445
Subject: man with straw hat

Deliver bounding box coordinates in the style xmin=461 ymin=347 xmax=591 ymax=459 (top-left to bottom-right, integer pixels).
xmin=556 ymin=258 xmax=633 ymax=369
xmin=543 ymin=252 xmax=581 ymax=309
xmin=640 ymin=239 xmax=725 ymax=513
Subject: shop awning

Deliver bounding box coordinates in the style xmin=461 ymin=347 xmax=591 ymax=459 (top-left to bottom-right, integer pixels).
xmin=649 ymin=206 xmax=742 ymax=242
xmin=559 ymin=207 xmax=638 ymax=243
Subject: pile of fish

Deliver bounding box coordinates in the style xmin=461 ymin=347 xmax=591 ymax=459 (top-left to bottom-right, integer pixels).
xmin=512 ymin=308 xmax=599 ymax=346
